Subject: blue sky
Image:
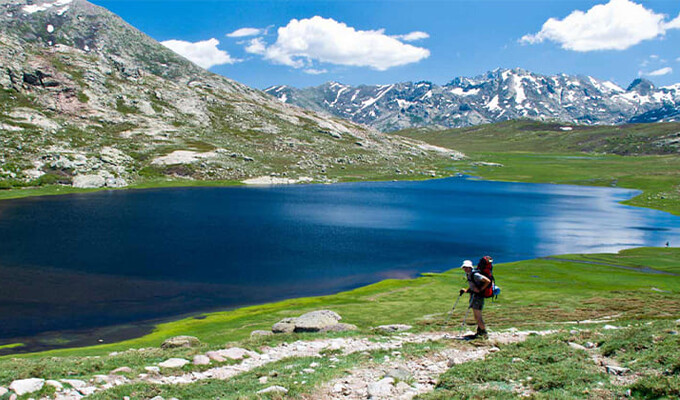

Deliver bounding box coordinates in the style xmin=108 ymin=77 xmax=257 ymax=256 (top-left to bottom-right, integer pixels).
xmin=92 ymin=0 xmax=680 ymax=89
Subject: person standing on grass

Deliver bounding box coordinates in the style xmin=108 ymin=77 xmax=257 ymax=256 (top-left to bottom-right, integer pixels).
xmin=460 ymin=259 xmax=491 ymax=338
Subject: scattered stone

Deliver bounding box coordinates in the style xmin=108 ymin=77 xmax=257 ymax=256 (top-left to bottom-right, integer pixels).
xmin=367 ymin=377 xmax=394 ymax=398
xmin=584 ymin=342 xmax=596 ymax=349
xmin=251 ymin=330 xmax=274 ymax=337
xmin=257 ymin=386 xmax=288 ymax=394
xmin=310 ymin=362 xmax=320 ymax=368
xmin=206 ymin=351 xmax=227 ymax=362
xmin=160 ymin=335 xmax=201 ymax=349
xmin=45 ymin=380 xmax=63 ymax=390
xmin=158 ymin=358 xmax=190 ymax=368
xmin=149 ymin=396 xmax=164 ymax=400
xmin=374 ymin=324 xmax=412 ymax=333
xmin=568 ymin=342 xmax=587 ymax=351
xmin=0 ymin=387 xmax=7 ymax=396
xmin=259 ymin=376 xmax=268 ymax=384
xmin=9 ymin=378 xmax=44 ymax=396
xmin=386 ymin=367 xmax=411 ymax=381
xmin=606 ymin=365 xmax=630 ymax=375
xmin=302 ymin=368 xmax=315 ymax=374
xmin=603 ymin=325 xmax=619 ymax=330
xmin=145 ymin=366 xmax=160 ymax=373
xmin=193 ymin=355 xmax=211 ymax=365
xmin=9 ymin=394 xmax=17 ymax=400
xmin=489 ymin=347 xmax=500 ymax=352
xmin=512 ymin=357 xmax=525 ymax=363
xmin=217 ymin=347 xmax=250 ymax=360
xmin=110 ymin=366 xmax=132 ymax=374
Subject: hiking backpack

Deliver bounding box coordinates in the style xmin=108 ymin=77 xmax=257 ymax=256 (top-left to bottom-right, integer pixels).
xmin=476 ymin=256 xmax=497 ymax=299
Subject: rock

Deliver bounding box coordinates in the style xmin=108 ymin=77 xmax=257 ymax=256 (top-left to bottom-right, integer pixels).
xmin=272 ymin=318 xmax=296 ymax=333
xmin=386 ymin=367 xmax=411 ymax=381
xmin=259 ymin=376 xmax=268 ymax=384
xmin=302 ymin=368 xmax=315 ymax=374
xmin=9 ymin=378 xmax=44 ymax=396
xmin=160 ymin=335 xmax=201 ymax=349
xmin=512 ymin=357 xmax=525 ymax=363
xmin=216 ymin=347 xmax=250 ymax=360
xmin=0 ymin=387 xmax=7 ymax=396
xmin=395 ymin=381 xmax=413 ymax=393
xmin=206 ymin=351 xmax=226 ymax=362
xmin=105 ymin=176 xmax=128 ymax=188
xmin=310 ymin=362 xmax=320 ymax=368
xmin=72 ymin=174 xmax=105 ymax=188
xmin=257 ymin=386 xmax=288 ymax=394
xmin=374 ymin=324 xmax=412 ymax=333
xmin=603 ymin=325 xmax=619 ymax=330
xmin=294 ymin=310 xmax=342 ymax=332
xmin=45 ymin=380 xmax=63 ymax=390
xmin=145 ymin=366 xmax=160 ymax=373
xmin=149 ymin=397 xmax=164 ymax=400
xmin=568 ymin=342 xmax=587 ymax=351
xmin=251 ymin=330 xmax=274 ymax=337
xmin=158 ymin=358 xmax=190 ymax=368
xmin=321 ymin=323 xmax=358 ymax=333
xmin=585 ymin=342 xmax=596 ymax=349
xmin=110 ymin=366 xmax=132 ymax=374
xmin=9 ymin=394 xmax=17 ymax=400
xmin=193 ymin=355 xmax=211 ymax=365
xmin=367 ymin=377 xmax=394 ymax=398
xmin=489 ymin=347 xmax=501 ymax=352
xmin=606 ymin=365 xmax=630 ymax=375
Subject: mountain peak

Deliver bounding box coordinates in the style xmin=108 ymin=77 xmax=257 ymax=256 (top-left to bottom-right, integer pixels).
xmin=627 ymin=78 xmax=655 ymax=94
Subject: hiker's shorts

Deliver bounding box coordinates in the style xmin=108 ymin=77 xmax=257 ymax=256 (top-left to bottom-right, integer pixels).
xmin=469 ymin=293 xmax=484 ymax=310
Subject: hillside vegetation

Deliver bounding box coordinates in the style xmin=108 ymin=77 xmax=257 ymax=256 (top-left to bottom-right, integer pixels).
xmin=396 ymin=120 xmax=680 ymax=216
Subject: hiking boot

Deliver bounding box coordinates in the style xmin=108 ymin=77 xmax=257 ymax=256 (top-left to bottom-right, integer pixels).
xmin=474 ymin=327 xmax=488 ymax=339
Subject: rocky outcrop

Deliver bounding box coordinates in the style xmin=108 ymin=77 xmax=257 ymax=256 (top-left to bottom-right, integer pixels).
xmin=160 ymin=335 xmax=201 ymax=349
xmin=271 ymin=310 xmax=357 ymax=334
xmin=9 ymin=378 xmax=44 ymax=396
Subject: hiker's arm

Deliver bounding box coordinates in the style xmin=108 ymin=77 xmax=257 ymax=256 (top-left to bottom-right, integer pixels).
xmin=474 ymin=276 xmax=491 ymax=293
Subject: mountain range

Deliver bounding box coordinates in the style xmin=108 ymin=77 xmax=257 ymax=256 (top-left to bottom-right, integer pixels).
xmin=265 ymin=70 xmax=680 ymax=132
xmin=0 ymin=0 xmax=451 ymax=189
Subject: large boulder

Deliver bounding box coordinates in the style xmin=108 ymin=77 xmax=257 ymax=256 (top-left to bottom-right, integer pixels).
xmin=72 ymin=174 xmax=105 ymax=188
xmin=272 ymin=318 xmax=296 ymax=334
xmin=160 ymin=335 xmax=201 ymax=349
xmin=9 ymin=378 xmax=44 ymax=396
xmin=320 ymin=323 xmax=358 ymax=333
xmin=294 ymin=310 xmax=342 ymax=332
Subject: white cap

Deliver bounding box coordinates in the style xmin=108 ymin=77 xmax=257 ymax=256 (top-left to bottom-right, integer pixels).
xmin=460 ymin=260 xmax=473 ymax=269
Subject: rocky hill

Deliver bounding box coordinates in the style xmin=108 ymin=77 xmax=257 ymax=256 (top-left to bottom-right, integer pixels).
xmin=264 ymin=69 xmax=680 ymax=132
xmin=0 ymin=0 xmax=455 ymax=190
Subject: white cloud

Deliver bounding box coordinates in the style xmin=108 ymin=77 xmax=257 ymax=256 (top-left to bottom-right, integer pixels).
xmin=303 ymin=68 xmax=328 ymax=75
xmin=260 ymin=16 xmax=429 ymax=71
xmin=521 ymin=0 xmax=680 ymax=51
xmin=244 ymin=37 xmax=266 ymax=55
xmin=644 ymin=67 xmax=673 ymax=76
xmin=161 ymin=38 xmax=237 ymax=69
xmin=393 ymin=31 xmax=430 ymax=42
xmin=226 ymin=27 xmax=263 ymax=38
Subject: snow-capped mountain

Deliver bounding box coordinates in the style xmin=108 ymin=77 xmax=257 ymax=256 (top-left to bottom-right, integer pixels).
xmin=265 ymin=69 xmax=680 ymax=131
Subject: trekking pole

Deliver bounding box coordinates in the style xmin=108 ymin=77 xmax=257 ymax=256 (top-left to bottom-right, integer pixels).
xmin=445 ymin=292 xmax=464 ymax=324
xmin=459 ymin=305 xmax=471 ymax=336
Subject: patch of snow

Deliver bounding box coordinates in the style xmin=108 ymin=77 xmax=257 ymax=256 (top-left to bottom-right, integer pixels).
xmin=419 ymin=90 xmax=432 ymax=100
xmin=560 ymin=127 xmax=573 ymax=131
xmin=351 ymin=89 xmax=360 ymax=102
xmin=360 ymin=84 xmax=393 ymax=110
xmin=396 ymin=99 xmax=415 ymax=109
xmin=512 ymin=77 xmax=526 ymax=103
xmin=279 ymin=93 xmax=287 ymax=103
xmin=330 ymin=87 xmax=348 ymax=106
xmin=46 ymin=24 xmax=54 ymax=33
xmin=57 ymin=6 xmax=69 ymax=15
xmin=485 ymin=95 xmax=500 ymax=111
xmin=449 ymin=87 xmax=480 ymax=96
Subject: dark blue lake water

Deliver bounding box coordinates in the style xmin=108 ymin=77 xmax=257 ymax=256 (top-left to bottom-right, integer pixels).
xmin=0 ymin=178 xmax=679 ymax=350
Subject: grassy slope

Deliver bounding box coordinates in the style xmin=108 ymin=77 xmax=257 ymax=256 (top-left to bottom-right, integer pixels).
xmin=397 ymin=120 xmax=680 ymax=216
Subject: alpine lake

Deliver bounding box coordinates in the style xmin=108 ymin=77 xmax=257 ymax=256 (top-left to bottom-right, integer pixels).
xmin=1 ymin=177 xmax=679 ymax=353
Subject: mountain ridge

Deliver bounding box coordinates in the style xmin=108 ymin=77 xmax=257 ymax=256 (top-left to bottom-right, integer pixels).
xmin=0 ymin=0 xmax=454 ymax=190
xmin=264 ymin=68 xmax=680 ymax=132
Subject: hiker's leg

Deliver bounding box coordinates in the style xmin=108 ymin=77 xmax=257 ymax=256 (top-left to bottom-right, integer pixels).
xmin=473 ymin=309 xmax=485 ymax=330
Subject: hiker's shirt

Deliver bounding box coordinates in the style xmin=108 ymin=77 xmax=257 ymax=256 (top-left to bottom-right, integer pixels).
xmin=467 ymin=271 xmax=486 ymax=294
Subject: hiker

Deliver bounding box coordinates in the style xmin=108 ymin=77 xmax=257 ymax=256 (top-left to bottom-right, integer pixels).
xmin=459 ymin=259 xmax=491 ymax=338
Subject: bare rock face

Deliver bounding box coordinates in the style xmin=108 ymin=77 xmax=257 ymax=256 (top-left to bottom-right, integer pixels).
xmin=160 ymin=335 xmax=201 ymax=349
